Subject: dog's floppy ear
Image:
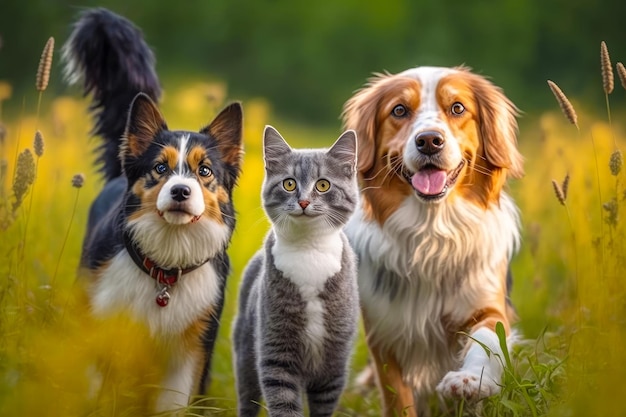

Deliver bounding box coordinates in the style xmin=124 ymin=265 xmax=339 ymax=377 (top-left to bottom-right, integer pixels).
xmin=123 ymin=92 xmax=167 ymax=157
xmin=201 ymin=102 xmax=244 ymax=172
xmin=342 ymin=75 xmax=384 ymax=176
xmin=470 ymin=73 xmax=524 ymax=179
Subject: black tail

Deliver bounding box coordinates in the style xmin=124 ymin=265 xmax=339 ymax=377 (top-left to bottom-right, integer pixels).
xmin=62 ymin=8 xmax=161 ymax=181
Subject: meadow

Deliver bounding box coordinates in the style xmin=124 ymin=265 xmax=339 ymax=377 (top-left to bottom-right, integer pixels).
xmin=1 ymin=40 xmax=625 ymax=416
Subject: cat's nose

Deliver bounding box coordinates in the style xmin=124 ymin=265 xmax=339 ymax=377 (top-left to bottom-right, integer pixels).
xmin=298 ymin=200 xmax=310 ymax=209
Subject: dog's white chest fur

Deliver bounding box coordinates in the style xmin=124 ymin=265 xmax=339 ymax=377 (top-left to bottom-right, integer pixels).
xmin=346 ymin=194 xmax=519 ymax=393
xmin=271 ymin=233 xmax=343 ymax=362
xmin=90 ymin=251 xmax=221 ymax=336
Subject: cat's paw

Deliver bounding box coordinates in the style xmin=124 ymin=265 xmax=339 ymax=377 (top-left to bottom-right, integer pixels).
xmin=436 ymin=370 xmax=500 ymax=401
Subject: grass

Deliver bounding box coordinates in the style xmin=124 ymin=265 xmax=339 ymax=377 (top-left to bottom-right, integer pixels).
xmin=1 ymin=41 xmax=626 ymax=416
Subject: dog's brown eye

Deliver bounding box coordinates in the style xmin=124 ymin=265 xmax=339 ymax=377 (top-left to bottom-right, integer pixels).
xmin=154 ymin=163 xmax=168 ymax=175
xmin=392 ymin=104 xmax=407 ymax=118
xmin=451 ymin=102 xmax=465 ymax=115
xmin=198 ymin=165 xmax=212 ymax=177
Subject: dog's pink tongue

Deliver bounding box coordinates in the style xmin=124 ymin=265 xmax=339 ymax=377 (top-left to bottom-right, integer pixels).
xmin=411 ymin=169 xmax=447 ymax=195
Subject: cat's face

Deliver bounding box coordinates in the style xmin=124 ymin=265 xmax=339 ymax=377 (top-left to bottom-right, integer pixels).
xmin=262 ymin=126 xmax=358 ymax=237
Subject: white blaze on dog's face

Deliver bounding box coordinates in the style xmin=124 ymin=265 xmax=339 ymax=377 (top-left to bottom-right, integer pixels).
xmin=155 ymin=134 xmax=209 ymax=225
xmin=120 ymin=94 xmax=240 ymax=230
xmin=343 ymin=66 xmax=523 ymax=223
xmin=400 ymin=67 xmax=467 ymax=202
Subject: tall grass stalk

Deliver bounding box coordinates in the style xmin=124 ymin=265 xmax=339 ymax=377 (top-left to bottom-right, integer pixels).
xmin=547 ymin=79 xmax=605 ymax=286
xmin=16 ymin=37 xmax=54 ymax=313
xmin=600 ymin=41 xmax=617 ymax=148
xmin=551 ymin=175 xmax=580 ymax=324
xmin=48 ymin=174 xmax=84 ymax=321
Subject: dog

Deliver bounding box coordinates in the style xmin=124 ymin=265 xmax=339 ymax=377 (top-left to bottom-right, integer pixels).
xmin=342 ymin=66 xmax=523 ymax=416
xmin=63 ymin=9 xmax=243 ymax=412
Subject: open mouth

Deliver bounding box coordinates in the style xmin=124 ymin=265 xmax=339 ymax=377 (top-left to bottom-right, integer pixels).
xmin=403 ymin=160 xmax=465 ymax=201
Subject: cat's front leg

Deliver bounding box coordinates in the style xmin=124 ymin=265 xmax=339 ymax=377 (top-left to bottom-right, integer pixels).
xmin=306 ymin=373 xmax=347 ymax=417
xmin=258 ymin=355 xmax=304 ymax=417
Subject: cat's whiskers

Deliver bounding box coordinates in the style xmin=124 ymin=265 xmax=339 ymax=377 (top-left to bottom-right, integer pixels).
xmin=234 ymin=127 xmax=359 ymax=417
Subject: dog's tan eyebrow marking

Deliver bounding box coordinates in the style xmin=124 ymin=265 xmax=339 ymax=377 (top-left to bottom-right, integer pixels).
xmin=187 ymin=146 xmax=210 ymax=171
xmin=161 ymin=146 xmax=179 ymax=169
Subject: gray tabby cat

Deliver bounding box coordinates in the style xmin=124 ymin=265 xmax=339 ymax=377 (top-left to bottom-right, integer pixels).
xmin=232 ymin=126 xmax=359 ymax=417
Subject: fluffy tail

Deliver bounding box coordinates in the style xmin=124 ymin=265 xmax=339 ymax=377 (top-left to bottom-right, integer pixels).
xmin=62 ymin=8 xmax=161 ymax=180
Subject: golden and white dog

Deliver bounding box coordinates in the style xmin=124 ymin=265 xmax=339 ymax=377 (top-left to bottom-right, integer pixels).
xmin=342 ymin=66 xmax=523 ymax=416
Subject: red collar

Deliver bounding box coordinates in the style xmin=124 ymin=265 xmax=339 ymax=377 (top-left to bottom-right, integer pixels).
xmin=123 ymin=232 xmax=209 ymax=307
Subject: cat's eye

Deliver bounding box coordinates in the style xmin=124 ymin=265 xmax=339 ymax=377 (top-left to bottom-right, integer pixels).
xmin=154 ymin=163 xmax=168 ymax=175
xmin=198 ymin=165 xmax=212 ymax=177
xmin=283 ymin=178 xmax=297 ymax=192
xmin=315 ymin=179 xmax=331 ymax=192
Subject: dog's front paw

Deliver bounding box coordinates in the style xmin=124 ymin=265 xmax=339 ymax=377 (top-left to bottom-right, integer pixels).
xmin=436 ymin=370 xmax=500 ymax=401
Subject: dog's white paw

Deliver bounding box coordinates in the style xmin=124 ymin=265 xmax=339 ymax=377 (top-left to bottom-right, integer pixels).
xmin=355 ymin=363 xmax=376 ymax=389
xmin=436 ymin=370 xmax=500 ymax=401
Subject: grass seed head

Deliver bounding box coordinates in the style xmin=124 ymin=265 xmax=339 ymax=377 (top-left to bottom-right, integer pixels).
xmin=0 ymin=123 xmax=6 ymax=146
xmin=551 ymin=179 xmax=566 ymax=205
xmin=617 ymin=62 xmax=626 ymax=91
xmin=547 ymin=80 xmax=578 ymax=128
xmin=603 ymin=198 xmax=618 ymax=226
xmin=36 ymin=37 xmax=54 ymax=92
xmin=34 ymin=130 xmax=44 ymax=157
xmin=71 ymin=173 xmax=85 ymax=188
xmin=12 ymin=149 xmax=35 ymax=211
xmin=562 ymin=173 xmax=570 ymax=201
xmin=601 ymin=41 xmax=614 ymax=94
xmin=0 ymin=158 xmax=7 ymax=181
xmin=609 ymin=150 xmax=623 ymax=176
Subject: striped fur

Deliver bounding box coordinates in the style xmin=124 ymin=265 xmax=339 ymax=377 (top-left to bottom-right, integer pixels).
xmin=232 ymin=127 xmax=359 ymax=417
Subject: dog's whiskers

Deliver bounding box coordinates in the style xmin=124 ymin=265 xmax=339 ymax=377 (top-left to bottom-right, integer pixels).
xmin=363 ymin=162 xmax=393 ymax=182
xmin=468 ymin=164 xmax=494 ymax=177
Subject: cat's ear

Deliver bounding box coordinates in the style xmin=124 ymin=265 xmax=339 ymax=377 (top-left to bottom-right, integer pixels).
xmin=263 ymin=125 xmax=292 ymax=171
xmin=328 ymin=130 xmax=358 ymax=176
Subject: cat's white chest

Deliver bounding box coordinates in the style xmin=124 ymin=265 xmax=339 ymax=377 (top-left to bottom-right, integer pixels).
xmin=272 ymin=233 xmax=343 ymax=293
xmin=271 ymin=233 xmax=343 ymax=363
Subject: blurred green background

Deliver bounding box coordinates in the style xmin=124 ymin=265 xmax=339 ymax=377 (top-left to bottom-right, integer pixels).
xmin=2 ymin=1 xmax=626 ymax=415
xmin=1 ymin=0 xmax=626 ymax=125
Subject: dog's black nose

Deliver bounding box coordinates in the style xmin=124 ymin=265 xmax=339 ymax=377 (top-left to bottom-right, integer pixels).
xmin=415 ymin=131 xmax=445 ymax=155
xmin=171 ymin=184 xmax=191 ymax=202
